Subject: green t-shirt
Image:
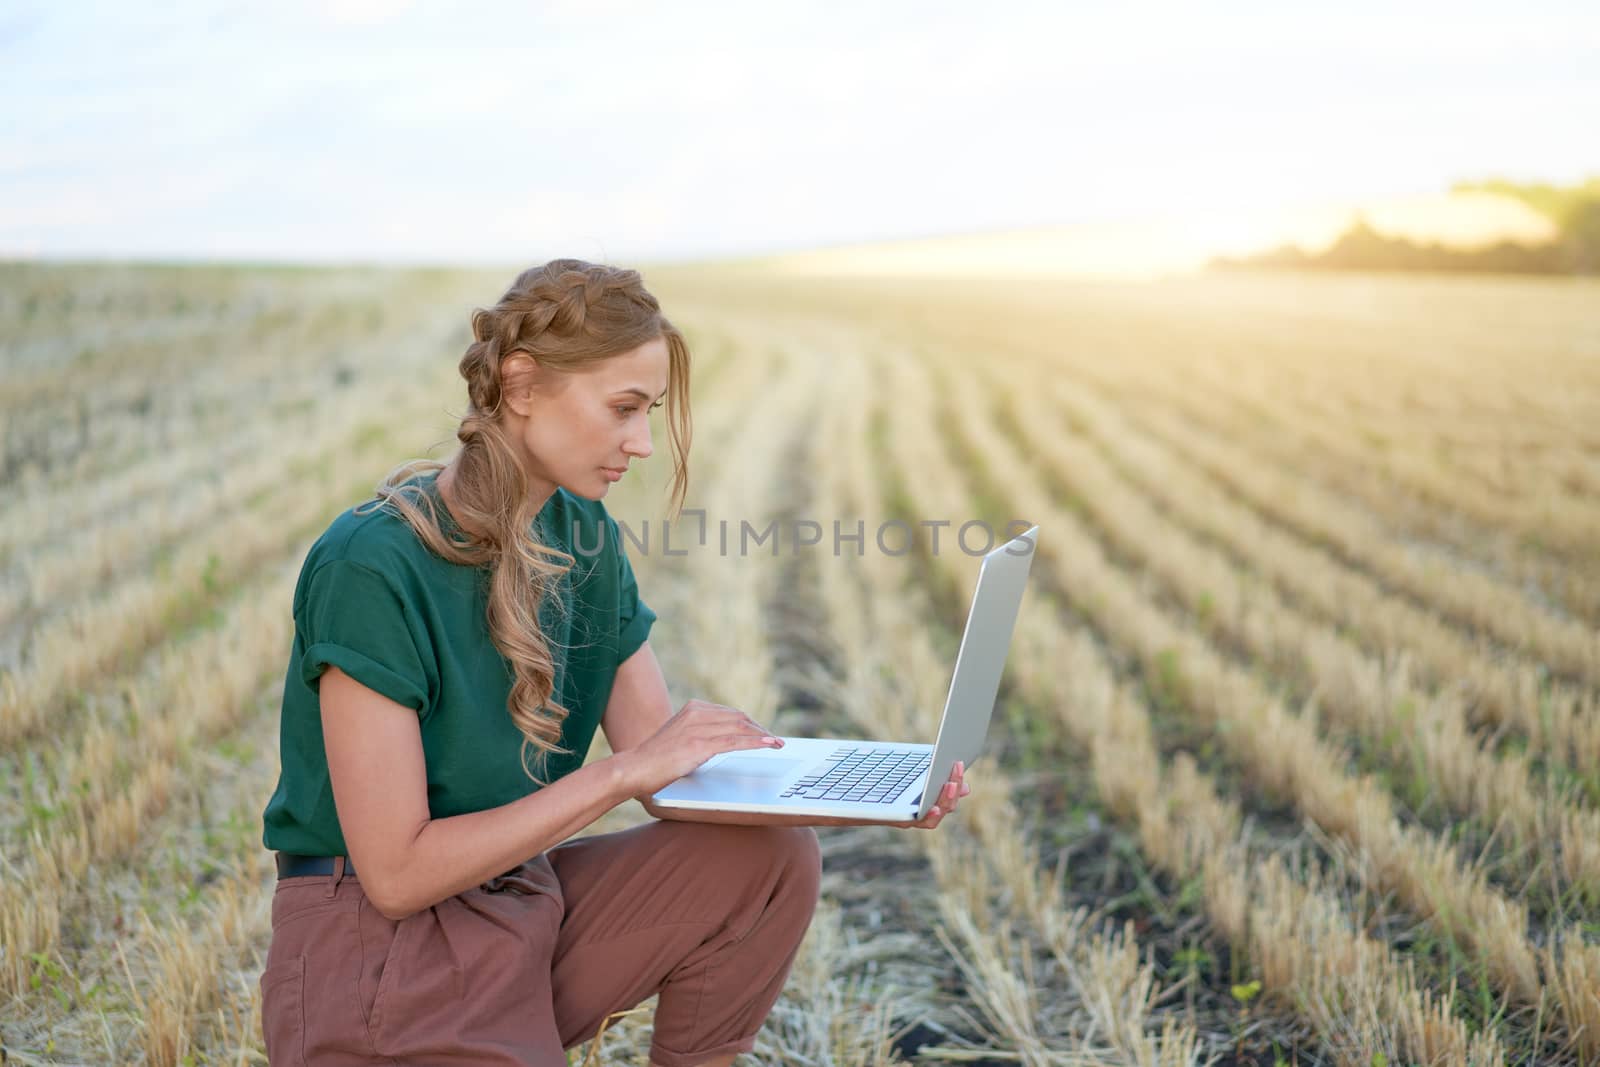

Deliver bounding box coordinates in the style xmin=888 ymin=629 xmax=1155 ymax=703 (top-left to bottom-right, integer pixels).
xmin=261 ymin=470 xmax=656 ymax=856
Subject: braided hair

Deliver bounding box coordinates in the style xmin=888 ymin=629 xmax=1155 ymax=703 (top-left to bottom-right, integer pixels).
xmin=364 ymin=259 xmax=693 ymax=785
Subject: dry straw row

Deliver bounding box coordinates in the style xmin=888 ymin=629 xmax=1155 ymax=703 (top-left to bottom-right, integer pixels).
xmin=0 ymin=370 xmax=457 ymax=749
xmin=0 ymin=313 xmax=466 ymax=632
xmin=1128 ymin=352 xmax=1600 ymax=625
xmin=881 ymin=281 xmax=1600 ymax=630
xmin=1074 ymin=355 xmax=1600 ymax=693
xmin=0 ymin=268 xmax=480 ymax=525
xmin=1176 ymin=340 xmax=1600 ymax=570
xmin=1039 ymin=378 xmax=1600 ymax=785
xmin=981 ymin=367 xmax=1600 ymax=908
xmin=871 ymin=338 xmax=1517 ymax=1065
xmin=922 ymin=342 xmax=1600 ymax=1061
xmin=841 ymin=334 xmax=1207 ymax=1065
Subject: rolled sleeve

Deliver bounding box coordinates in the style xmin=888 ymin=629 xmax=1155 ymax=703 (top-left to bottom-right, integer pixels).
xmin=297 ymin=559 xmax=430 ymax=714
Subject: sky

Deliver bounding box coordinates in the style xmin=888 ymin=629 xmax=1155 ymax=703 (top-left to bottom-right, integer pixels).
xmin=2 ymin=0 xmax=1597 ymax=268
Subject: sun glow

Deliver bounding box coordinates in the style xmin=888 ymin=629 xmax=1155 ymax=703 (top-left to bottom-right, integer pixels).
xmin=752 ymin=190 xmax=1562 ymax=281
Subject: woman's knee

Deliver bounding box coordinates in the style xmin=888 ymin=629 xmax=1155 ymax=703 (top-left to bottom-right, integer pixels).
xmin=789 ymin=825 xmax=822 ymax=889
xmin=710 ymin=825 xmax=820 ymax=951
xmin=761 ymin=825 xmax=822 ymax=909
xmin=697 ymin=822 xmax=819 ymax=886
xmin=667 ymin=821 xmax=822 ymax=909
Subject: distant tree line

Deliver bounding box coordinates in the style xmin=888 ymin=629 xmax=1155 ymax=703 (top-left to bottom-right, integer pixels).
xmin=1209 ymin=177 xmax=1600 ymax=276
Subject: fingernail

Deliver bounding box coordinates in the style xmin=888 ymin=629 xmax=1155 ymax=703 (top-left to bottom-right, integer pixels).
xmin=765 ymin=737 xmax=782 ymax=746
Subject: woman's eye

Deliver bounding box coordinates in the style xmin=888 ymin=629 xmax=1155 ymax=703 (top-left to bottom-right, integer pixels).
xmin=616 ymin=407 xmax=636 ymax=417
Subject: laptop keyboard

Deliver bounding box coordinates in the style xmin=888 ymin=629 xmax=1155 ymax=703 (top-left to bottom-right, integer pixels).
xmin=779 ymin=746 xmax=932 ymax=804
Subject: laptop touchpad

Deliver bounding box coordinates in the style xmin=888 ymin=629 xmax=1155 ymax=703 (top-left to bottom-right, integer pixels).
xmin=704 ymin=756 xmax=804 ymax=779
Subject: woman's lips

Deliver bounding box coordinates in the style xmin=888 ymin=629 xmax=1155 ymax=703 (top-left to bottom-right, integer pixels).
xmin=601 ymin=466 xmax=625 ymax=482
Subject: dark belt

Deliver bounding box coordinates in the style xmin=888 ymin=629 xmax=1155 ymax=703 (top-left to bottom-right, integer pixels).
xmin=275 ymin=853 xmax=356 ymax=879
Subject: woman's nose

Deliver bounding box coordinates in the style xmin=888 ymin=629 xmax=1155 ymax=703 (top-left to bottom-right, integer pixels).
xmin=624 ymin=426 xmax=653 ymax=459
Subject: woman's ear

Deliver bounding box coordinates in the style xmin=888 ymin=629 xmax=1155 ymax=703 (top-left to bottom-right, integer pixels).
xmin=500 ymin=353 xmax=540 ymax=418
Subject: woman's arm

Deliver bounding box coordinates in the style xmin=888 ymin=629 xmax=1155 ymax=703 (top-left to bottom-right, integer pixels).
xmin=321 ymin=665 xmax=638 ymax=921
xmin=601 ymin=642 xmax=968 ymax=830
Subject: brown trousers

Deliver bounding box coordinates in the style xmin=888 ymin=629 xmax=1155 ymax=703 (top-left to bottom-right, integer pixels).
xmin=259 ymin=820 xmax=822 ymax=1066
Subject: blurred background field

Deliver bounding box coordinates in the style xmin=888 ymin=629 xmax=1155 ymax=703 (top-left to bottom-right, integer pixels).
xmin=4 ymin=2 xmax=1600 ymax=1064
xmin=3 ymin=258 xmax=1598 ymax=1065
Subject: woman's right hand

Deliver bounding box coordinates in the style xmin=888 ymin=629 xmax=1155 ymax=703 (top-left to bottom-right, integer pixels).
xmin=618 ymin=699 xmax=785 ymax=797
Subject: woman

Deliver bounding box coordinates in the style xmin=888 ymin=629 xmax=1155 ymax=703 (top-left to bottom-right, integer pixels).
xmin=257 ymin=259 xmax=971 ymax=1066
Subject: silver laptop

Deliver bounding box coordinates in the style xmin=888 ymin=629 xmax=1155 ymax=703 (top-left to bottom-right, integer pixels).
xmin=651 ymin=525 xmax=1039 ymax=822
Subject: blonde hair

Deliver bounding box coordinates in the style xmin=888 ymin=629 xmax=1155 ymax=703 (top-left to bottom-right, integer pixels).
xmin=361 ymin=259 xmax=692 ymax=784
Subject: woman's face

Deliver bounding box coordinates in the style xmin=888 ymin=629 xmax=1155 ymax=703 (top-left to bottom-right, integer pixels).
xmin=506 ymin=335 xmax=670 ymax=503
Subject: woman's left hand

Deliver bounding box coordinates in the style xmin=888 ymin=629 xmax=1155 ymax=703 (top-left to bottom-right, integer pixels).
xmin=903 ymin=760 xmax=969 ymax=829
